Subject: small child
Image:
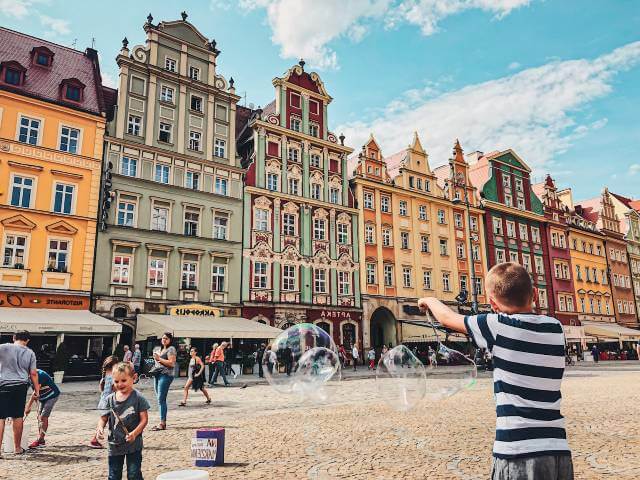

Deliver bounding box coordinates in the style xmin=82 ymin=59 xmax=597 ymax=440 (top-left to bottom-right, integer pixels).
xmin=96 ymin=362 xmax=150 ymax=480
xmin=367 ymin=348 xmax=376 ymax=370
xmin=24 ymin=369 xmax=60 ymax=449
xmin=90 ymin=355 xmax=119 ymax=448
xmin=418 ymin=262 xmax=573 ymax=480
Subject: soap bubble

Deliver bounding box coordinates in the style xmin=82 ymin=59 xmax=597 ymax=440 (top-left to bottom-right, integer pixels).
xmin=376 ymin=345 xmax=427 ymax=412
xmin=263 ymin=323 xmax=340 ymax=398
xmin=424 ymin=342 xmax=477 ymax=401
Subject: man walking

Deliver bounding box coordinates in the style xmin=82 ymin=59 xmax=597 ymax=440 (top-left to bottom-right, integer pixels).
xmin=0 ymin=331 xmax=39 ymax=455
xmin=211 ymin=342 xmax=230 ymax=386
xmin=352 ymin=343 xmax=359 ymax=372
xmin=283 ymin=344 xmax=293 ymax=376
xmin=132 ymin=344 xmax=142 ymax=375
xmin=123 ymin=345 xmax=133 ymax=363
xmin=256 ymin=344 xmax=266 ymax=378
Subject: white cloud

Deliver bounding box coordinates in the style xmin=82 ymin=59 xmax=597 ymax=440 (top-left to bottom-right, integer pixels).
xmin=237 ymin=0 xmax=533 ymax=68
xmin=629 ymin=164 xmax=640 ymax=176
xmin=508 ymin=61 xmax=521 ymax=70
xmin=0 ymin=0 xmax=32 ymax=18
xmin=337 ymin=41 xmax=640 ymax=177
xmin=39 ymin=14 xmax=70 ymax=35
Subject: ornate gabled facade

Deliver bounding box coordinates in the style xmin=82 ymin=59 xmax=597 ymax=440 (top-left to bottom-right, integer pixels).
xmin=237 ymin=61 xmax=361 ymax=349
xmin=559 ymin=188 xmax=615 ymax=324
xmin=575 ymin=189 xmax=638 ymax=327
xmin=93 ymin=14 xmax=244 ymax=340
xmin=533 ymin=176 xmax=579 ymax=325
xmin=469 ymin=149 xmax=551 ymax=314
xmin=352 ymin=135 xmax=487 ymax=349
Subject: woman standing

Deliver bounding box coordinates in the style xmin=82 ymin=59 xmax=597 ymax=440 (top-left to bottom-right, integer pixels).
xmin=179 ymin=347 xmax=211 ymax=406
xmin=152 ymin=332 xmax=176 ymax=431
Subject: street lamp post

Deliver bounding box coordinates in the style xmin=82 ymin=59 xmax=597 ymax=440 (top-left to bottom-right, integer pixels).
xmin=447 ymin=170 xmax=479 ymax=315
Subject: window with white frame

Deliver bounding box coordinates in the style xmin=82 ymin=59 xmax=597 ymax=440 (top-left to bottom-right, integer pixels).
xmin=519 ymin=224 xmax=528 ymax=240
xmin=2 ymin=234 xmax=27 ymax=267
xmin=425 ymin=179 xmax=431 ymax=192
xmin=181 ymin=261 xmax=198 ymax=289
xmin=59 ymin=126 xmax=80 ymax=153
xmin=474 ymin=277 xmax=483 ymax=295
xmin=402 ymin=267 xmax=413 ymax=288
xmin=522 ymin=254 xmax=531 ymax=272
xmin=121 ymin=157 xmax=137 ymax=177
xmin=338 ymin=271 xmax=351 ymax=295
xmin=117 ymin=196 xmax=136 ymax=227
xmin=188 ymin=66 xmax=200 ymax=81
xmin=309 ymin=123 xmax=319 ymax=137
xmin=190 ymin=95 xmax=203 ymax=112
xmin=310 ymin=153 xmax=321 ymax=168
xmin=437 ymin=209 xmax=446 ymax=224
xmin=515 ymin=178 xmax=523 ymax=192
xmin=127 ymin=115 xmax=141 ymax=136
xmin=253 ymin=262 xmax=268 ymax=288
xmin=214 ymin=138 xmax=226 ymax=158
xmin=399 ymin=201 xmax=408 ymax=216
xmin=529 ymin=227 xmax=540 ymax=243
xmin=364 ymin=192 xmax=374 ymax=209
xmin=189 ymin=131 xmax=202 ymax=151
xmin=282 ymin=213 xmax=296 ymax=236
xmin=18 ymin=116 xmax=40 ymax=145
xmin=401 ymin=232 xmax=410 ymax=250
xmin=538 ymin=289 xmax=548 ymax=308
xmin=417 ymin=178 xmax=423 ymax=190
xmin=288 ymin=178 xmax=300 ymax=195
xmin=290 ymin=117 xmax=301 ymax=132
xmin=314 ymin=269 xmax=327 ymax=293
xmin=329 ymin=188 xmax=340 ymax=204
xmin=381 ymin=196 xmax=390 ymax=213
xmin=151 ymin=201 xmax=170 ymax=232
xmin=442 ymin=272 xmax=451 ymax=291
xmin=439 ymin=238 xmax=448 ymax=256
xmin=53 ymin=183 xmax=74 ymax=214
xmin=283 ymin=264 xmax=297 ymax=291
xmin=255 ymin=209 xmax=269 ymax=231
xmin=423 ymin=270 xmax=432 ymax=289
xmin=504 ymin=193 xmax=513 ymax=207
xmin=419 ymin=205 xmax=427 ymax=221
xmin=517 ymin=197 xmax=526 ymax=210
xmin=470 ymin=216 xmax=478 ymax=231
xmin=506 ymin=221 xmax=516 ymax=238
xmin=314 ymin=218 xmax=326 ymax=240
xmin=186 ymin=171 xmax=200 ymax=190
xmin=365 ymin=224 xmax=374 ymax=244
xmin=454 ymin=213 xmax=463 ymax=228
xmin=535 ymin=256 xmax=544 ymax=274
xmin=155 ymin=163 xmax=170 ymax=183
xmin=112 ymin=255 xmax=131 ymax=284
xmin=213 ymin=212 xmax=229 ymax=240
xmin=211 ymin=265 xmax=226 ymax=292
xmin=287 ymin=147 xmax=300 ymax=163
xmin=215 ymin=177 xmax=228 ymax=196
xmin=184 ymin=207 xmax=200 ymax=236
xmin=337 ymin=223 xmax=349 ymax=244
xmin=267 ymin=173 xmax=279 ymax=192
xmin=311 ymin=183 xmax=321 ymax=200
xmin=493 ymin=217 xmax=503 ymax=235
xmin=165 ymin=57 xmax=177 ymax=72
xmin=366 ymin=263 xmax=376 ymax=284
xmin=495 ymin=248 xmax=506 ymax=264
xmin=160 ymin=85 xmax=174 ymax=103
xmin=472 ymin=244 xmax=480 ymax=261
xmin=382 ymin=228 xmax=391 ymax=247
xmin=421 ymin=235 xmax=429 ymax=253
xmin=158 ymin=122 xmax=172 ymax=143
xmin=509 ymin=250 xmax=519 ymax=263
xmin=456 ymin=242 xmax=465 ymax=259
xmin=148 ymin=258 xmax=166 ymax=287
xmin=460 ymin=275 xmax=468 ymax=293
xmin=384 ymin=264 xmax=394 ymax=286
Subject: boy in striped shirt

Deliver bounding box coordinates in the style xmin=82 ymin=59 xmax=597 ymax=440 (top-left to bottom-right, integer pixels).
xmin=418 ymin=262 xmax=573 ymax=480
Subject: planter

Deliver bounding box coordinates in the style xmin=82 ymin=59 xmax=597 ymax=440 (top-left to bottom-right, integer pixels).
xmin=53 ymin=371 xmax=64 ymax=384
xmin=243 ymin=364 xmax=254 ymax=375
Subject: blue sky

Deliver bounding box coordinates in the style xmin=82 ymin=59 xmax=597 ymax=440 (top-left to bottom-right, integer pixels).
xmin=2 ymin=0 xmax=639 ymax=200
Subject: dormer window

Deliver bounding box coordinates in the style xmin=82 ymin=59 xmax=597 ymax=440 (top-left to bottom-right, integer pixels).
xmin=31 ymin=46 xmax=54 ymax=68
xmin=60 ymin=78 xmax=85 ymax=103
xmin=1 ymin=61 xmax=26 ymax=86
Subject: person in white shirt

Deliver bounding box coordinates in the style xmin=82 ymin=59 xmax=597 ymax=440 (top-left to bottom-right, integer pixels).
xmin=351 ymin=344 xmax=359 ymax=372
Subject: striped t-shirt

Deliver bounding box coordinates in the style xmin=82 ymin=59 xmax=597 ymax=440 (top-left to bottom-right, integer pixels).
xmin=464 ymin=312 xmax=571 ymax=459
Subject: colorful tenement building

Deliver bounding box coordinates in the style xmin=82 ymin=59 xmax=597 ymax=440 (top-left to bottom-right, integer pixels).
xmin=237 ymin=61 xmax=362 ymax=349
xmin=351 ymin=135 xmax=487 ymax=348
xmin=0 ymin=27 xmax=121 ymax=350
xmin=469 ymin=150 xmax=551 ymax=314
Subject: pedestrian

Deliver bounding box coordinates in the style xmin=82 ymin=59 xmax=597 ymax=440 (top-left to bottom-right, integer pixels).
xmin=211 ymin=341 xmax=230 ymax=386
xmin=90 ymin=355 xmax=119 ymax=448
xmin=428 ymin=347 xmax=437 ymax=368
xmin=338 ymin=344 xmax=347 ymax=366
xmin=257 ymin=343 xmax=266 ymax=378
xmin=591 ymin=344 xmax=599 ymax=363
xmin=207 ymin=343 xmax=218 ymax=385
xmin=283 ymin=344 xmax=293 ymax=376
xmin=179 ymin=347 xmax=211 ymax=406
xmin=636 ymin=339 xmax=640 ymax=361
xmin=151 ymin=332 xmax=176 ymax=431
xmin=132 ymin=344 xmax=142 ymax=377
xmin=263 ymin=345 xmax=275 ymax=375
xmin=367 ymin=347 xmax=376 ymax=370
xmin=224 ymin=344 xmax=238 ymax=379
xmin=96 ymin=362 xmax=150 ymax=480
xmin=0 ymin=331 xmax=39 ymax=455
xmin=25 ymin=368 xmax=60 ymax=449
xmin=419 ymin=262 xmax=573 ymax=479
xmin=381 ymin=344 xmax=388 ymax=356
xmin=123 ymin=345 xmax=133 ymax=363
xmin=352 ymin=343 xmax=359 ymax=372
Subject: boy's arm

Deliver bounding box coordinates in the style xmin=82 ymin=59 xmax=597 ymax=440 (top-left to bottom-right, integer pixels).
xmin=126 ymin=410 xmax=148 ymax=443
xmin=417 ymin=297 xmax=467 ymax=334
xmin=24 ymin=392 xmax=37 ymax=416
xmin=96 ymin=414 xmax=109 ymax=439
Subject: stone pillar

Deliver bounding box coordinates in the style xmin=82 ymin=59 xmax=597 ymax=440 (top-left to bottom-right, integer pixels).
xmin=302 ymin=140 xmax=310 ymax=198
xmin=144 ymin=73 xmax=157 ymax=145
xmin=322 ymin=102 xmax=328 ymax=140
xmin=273 ymin=198 xmax=282 ymax=253
xmin=273 ymin=262 xmax=281 ymax=303
xmin=281 ymin=135 xmax=288 ymax=194
xmin=301 ymin=266 xmax=311 ymax=303
xmin=302 ymin=93 xmax=310 ymax=135
xmin=323 ymin=147 xmax=330 ymax=202
xmin=329 ymin=209 xmax=337 ymax=260
xmin=115 ymin=65 xmax=129 ymax=138
xmin=331 ymin=268 xmax=338 ymax=306
xmin=341 ymin=153 xmax=349 ymax=206
xmin=241 ymin=192 xmax=251 ymax=302
xmin=177 ymin=84 xmax=187 ymax=154
xmin=302 ymin=205 xmax=311 ymax=257
xmin=256 ymin=128 xmax=266 ymax=189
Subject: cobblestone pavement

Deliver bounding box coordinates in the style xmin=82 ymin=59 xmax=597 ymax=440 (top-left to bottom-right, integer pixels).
xmin=1 ymin=366 xmax=639 ymax=479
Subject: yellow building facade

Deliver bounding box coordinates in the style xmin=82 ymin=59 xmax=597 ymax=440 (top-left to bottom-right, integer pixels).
xmin=352 ymin=134 xmax=487 ymax=349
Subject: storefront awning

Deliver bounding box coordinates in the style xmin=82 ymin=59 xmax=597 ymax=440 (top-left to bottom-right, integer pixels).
xmin=0 ymin=308 xmax=122 ymax=335
xmin=582 ymin=321 xmax=640 ymax=341
xmin=136 ymin=314 xmax=283 ymax=341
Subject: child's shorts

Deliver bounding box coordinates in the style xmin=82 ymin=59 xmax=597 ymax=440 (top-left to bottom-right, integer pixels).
xmin=491 ymin=454 xmax=573 ymax=480
xmin=39 ymin=396 xmax=59 ymax=417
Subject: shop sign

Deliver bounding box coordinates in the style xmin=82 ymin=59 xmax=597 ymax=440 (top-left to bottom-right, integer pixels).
xmin=308 ymin=310 xmax=360 ymax=321
xmin=0 ymin=292 xmax=88 ymax=309
xmin=168 ymin=304 xmax=221 ymax=317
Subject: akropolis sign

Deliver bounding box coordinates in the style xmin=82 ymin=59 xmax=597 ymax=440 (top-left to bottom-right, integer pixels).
xmin=168 ymin=304 xmax=222 ymax=317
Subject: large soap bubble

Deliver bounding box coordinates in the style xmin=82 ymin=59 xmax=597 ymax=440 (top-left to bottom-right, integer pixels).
xmin=424 ymin=342 xmax=477 ymax=401
xmin=263 ymin=323 xmax=340 ymax=398
xmin=376 ymin=345 xmax=427 ymax=412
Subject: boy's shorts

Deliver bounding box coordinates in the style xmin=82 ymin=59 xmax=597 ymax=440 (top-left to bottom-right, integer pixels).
xmin=38 ymin=396 xmax=59 ymax=417
xmin=492 ymin=454 xmax=574 ymax=480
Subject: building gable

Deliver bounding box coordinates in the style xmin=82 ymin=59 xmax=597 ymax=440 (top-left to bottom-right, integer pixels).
xmin=156 ymin=20 xmax=210 ymax=47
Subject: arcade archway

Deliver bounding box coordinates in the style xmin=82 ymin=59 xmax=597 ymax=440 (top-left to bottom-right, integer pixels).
xmin=370 ymin=307 xmax=397 ymax=348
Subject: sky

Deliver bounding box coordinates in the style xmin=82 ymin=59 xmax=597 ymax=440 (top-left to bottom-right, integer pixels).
xmin=1 ymin=0 xmax=639 ymax=201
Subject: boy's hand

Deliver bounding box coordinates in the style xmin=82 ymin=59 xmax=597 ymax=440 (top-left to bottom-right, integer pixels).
xmin=24 ymin=407 xmax=31 ymax=417
xmin=125 ymin=432 xmax=138 ymax=443
xmin=417 ymin=297 xmax=434 ymax=313
xmin=96 ymin=426 xmax=105 ymax=441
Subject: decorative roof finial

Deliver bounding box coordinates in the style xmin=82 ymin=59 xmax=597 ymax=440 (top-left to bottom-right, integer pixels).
xmin=208 ymin=39 xmax=220 ymax=55
xmin=122 ymin=37 xmax=129 ymax=49
xmin=181 ymin=11 xmax=188 ymax=21
xmin=146 ymin=13 xmax=153 ymax=24
xmin=299 ymin=58 xmax=305 ymax=70
xmin=229 ymin=77 xmax=235 ymax=88
xmin=339 ymin=133 xmax=345 ymax=146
